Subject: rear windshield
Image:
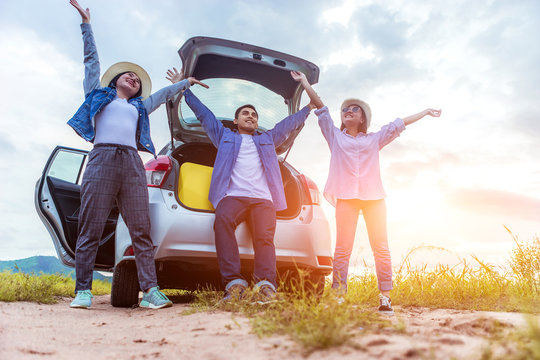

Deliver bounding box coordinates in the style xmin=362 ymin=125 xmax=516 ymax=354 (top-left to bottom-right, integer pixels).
xmin=179 ymin=78 xmax=290 ymax=131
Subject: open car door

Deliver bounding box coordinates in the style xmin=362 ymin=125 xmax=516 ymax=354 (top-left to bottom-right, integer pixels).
xmin=34 ymin=146 xmax=116 ymax=270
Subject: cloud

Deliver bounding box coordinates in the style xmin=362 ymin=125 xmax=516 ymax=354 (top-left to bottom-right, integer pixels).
xmin=354 ymin=4 xmax=410 ymax=53
xmin=447 ymin=187 xmax=540 ymax=222
xmin=382 ymin=149 xmax=462 ymax=185
xmin=0 ymin=0 xmax=539 ymax=264
xmin=0 ymin=136 xmax=16 ymax=154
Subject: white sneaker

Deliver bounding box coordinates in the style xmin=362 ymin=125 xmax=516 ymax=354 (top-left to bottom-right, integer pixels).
xmin=378 ymin=294 xmax=394 ymax=316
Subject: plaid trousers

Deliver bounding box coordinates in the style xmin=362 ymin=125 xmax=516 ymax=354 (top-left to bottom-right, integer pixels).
xmin=75 ymin=143 xmax=157 ymax=292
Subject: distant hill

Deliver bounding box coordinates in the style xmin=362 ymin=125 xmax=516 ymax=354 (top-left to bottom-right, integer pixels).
xmin=0 ymin=256 xmax=111 ymax=282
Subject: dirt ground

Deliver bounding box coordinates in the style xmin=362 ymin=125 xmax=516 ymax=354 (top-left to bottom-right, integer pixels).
xmin=0 ymin=295 xmax=536 ymax=360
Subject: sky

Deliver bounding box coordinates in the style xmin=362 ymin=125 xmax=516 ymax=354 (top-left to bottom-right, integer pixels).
xmin=0 ymin=0 xmax=538 ymax=269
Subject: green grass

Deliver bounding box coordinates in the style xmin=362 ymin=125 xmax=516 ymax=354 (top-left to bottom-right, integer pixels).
xmin=183 ymin=260 xmax=538 ymax=351
xmin=185 ymin=231 xmax=540 ymax=351
xmin=249 ymin=291 xmax=389 ymax=351
xmin=1 ymin=230 xmax=538 ymax=353
xmin=377 ymin=230 xmax=540 ymax=313
xmin=183 ymin=278 xmax=396 ymax=351
xmin=0 ymin=270 xmax=110 ymax=304
xmin=388 ymin=255 xmax=540 ymax=313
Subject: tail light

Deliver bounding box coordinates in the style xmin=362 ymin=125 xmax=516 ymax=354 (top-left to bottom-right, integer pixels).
xmin=317 ymin=256 xmax=333 ymax=267
xmin=299 ymin=174 xmax=321 ymax=205
xmin=123 ymin=246 xmax=134 ymax=257
xmin=145 ymin=155 xmax=172 ymax=188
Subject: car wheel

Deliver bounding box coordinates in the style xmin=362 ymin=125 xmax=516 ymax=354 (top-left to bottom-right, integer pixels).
xmin=111 ymin=261 xmax=139 ymax=307
xmin=279 ymin=269 xmax=326 ymax=297
xmin=305 ymin=272 xmax=326 ymax=297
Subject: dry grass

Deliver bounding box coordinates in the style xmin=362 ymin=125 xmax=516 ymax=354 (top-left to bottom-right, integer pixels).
xmin=187 ymin=229 xmax=539 ymax=350
xmin=1 ymin=229 xmax=538 ymax=353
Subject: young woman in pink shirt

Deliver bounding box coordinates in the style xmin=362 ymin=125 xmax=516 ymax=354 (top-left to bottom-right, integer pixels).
xmin=291 ymin=71 xmax=441 ymax=314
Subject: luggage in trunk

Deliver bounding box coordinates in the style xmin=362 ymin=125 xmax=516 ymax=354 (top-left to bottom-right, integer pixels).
xmin=178 ymin=162 xmax=214 ymax=211
xmin=172 ymin=142 xmax=302 ymax=218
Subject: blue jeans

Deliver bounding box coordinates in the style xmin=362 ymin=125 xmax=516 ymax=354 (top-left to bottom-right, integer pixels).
xmin=213 ymin=196 xmax=277 ymax=287
xmin=333 ymin=199 xmax=393 ymax=292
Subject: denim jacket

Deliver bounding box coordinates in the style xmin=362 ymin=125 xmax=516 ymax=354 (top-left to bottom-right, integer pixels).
xmin=67 ymin=23 xmax=190 ymax=155
xmin=184 ymin=89 xmax=311 ymax=211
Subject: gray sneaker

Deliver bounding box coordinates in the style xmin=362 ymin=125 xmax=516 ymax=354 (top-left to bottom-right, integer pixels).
xmin=70 ymin=290 xmax=93 ymax=309
xmin=255 ymin=284 xmax=278 ymax=305
xmin=378 ymin=294 xmax=394 ymax=316
xmin=140 ymin=287 xmax=172 ymax=309
xmin=220 ymin=283 xmax=247 ymax=303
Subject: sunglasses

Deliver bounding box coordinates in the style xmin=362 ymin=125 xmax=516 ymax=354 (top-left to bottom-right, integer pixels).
xmin=342 ymin=106 xmax=362 ymax=113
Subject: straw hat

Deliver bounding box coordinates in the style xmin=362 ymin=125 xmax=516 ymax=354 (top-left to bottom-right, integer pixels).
xmin=100 ymin=61 xmax=152 ymax=99
xmin=341 ymin=98 xmax=371 ymax=128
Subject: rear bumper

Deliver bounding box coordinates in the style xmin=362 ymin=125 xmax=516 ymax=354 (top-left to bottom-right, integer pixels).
xmin=115 ymin=188 xmax=332 ymax=273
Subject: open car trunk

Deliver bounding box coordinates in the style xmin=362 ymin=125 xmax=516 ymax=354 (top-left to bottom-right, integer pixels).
xmin=169 ymin=36 xmax=320 ymax=155
xmin=170 ymin=142 xmax=304 ymax=218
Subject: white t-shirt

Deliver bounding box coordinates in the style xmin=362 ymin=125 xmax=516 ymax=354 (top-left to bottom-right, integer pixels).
xmin=225 ymin=134 xmax=273 ymax=202
xmin=94 ymin=97 xmax=138 ymax=149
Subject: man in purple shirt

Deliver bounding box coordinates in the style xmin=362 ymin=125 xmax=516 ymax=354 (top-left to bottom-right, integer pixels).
xmin=183 ymin=71 xmax=319 ymax=302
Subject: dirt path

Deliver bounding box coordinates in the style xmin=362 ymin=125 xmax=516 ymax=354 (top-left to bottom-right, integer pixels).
xmin=0 ymin=295 xmax=535 ymax=359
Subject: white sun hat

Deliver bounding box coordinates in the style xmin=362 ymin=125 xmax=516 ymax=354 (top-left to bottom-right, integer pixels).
xmin=341 ymin=98 xmax=372 ymax=128
xmin=100 ymin=61 xmax=152 ymax=99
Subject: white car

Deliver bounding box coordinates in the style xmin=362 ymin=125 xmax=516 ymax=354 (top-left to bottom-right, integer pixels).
xmin=35 ymin=36 xmax=332 ymax=307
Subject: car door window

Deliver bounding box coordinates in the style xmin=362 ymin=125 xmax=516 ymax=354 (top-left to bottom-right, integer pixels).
xmin=47 ymin=150 xmax=86 ymax=184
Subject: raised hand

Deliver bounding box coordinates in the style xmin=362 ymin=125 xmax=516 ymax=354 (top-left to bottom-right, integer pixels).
xmin=166 ymin=67 xmax=209 ymax=88
xmin=290 ymin=70 xmax=307 ymax=83
xmin=290 ymin=71 xmax=323 ymax=109
xmin=188 ymin=77 xmax=209 ymax=89
xmin=403 ymin=108 xmax=442 ymax=126
xmin=425 ymin=109 xmax=442 ymax=117
xmin=70 ymin=0 xmax=90 ymax=23
xmin=166 ymin=67 xmax=184 ymax=84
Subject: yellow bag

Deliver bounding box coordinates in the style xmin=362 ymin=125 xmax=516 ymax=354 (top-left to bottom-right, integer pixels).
xmin=178 ymin=162 xmax=214 ymax=211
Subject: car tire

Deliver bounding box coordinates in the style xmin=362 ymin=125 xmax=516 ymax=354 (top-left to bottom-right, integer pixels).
xmin=280 ymin=269 xmax=326 ymax=297
xmin=305 ymin=272 xmax=326 ymax=297
xmin=111 ymin=261 xmax=139 ymax=307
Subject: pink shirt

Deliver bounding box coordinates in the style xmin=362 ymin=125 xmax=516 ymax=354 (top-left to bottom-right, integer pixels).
xmin=315 ymin=106 xmax=406 ymax=206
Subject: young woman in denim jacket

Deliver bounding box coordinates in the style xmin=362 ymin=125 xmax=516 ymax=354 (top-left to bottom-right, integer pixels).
xmin=68 ymin=0 xmax=207 ymax=309
xmin=293 ymin=72 xmax=441 ymax=314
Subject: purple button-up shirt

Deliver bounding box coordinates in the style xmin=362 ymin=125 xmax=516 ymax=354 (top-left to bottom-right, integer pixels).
xmin=315 ymin=106 xmax=406 ymax=206
xmin=184 ymin=89 xmax=311 ymax=211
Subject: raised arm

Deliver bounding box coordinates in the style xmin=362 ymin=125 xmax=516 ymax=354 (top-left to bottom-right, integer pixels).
xmin=143 ymin=67 xmax=209 ymax=114
xmin=70 ymin=0 xmax=90 ymax=23
xmin=376 ymin=108 xmax=441 ymax=149
xmin=314 ymin=106 xmax=337 ymax=148
xmin=268 ymin=106 xmax=311 ymax=148
xmin=290 ymin=71 xmax=324 ymax=109
xmin=266 ymin=71 xmax=321 ymax=146
xmin=290 ymin=71 xmax=337 ymax=146
xmin=402 ymin=108 xmax=442 ymax=126
xmin=70 ymin=0 xmax=100 ymax=97
xmin=165 ymin=67 xmax=208 ymax=89
xmin=183 ymin=89 xmax=224 ymax=147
